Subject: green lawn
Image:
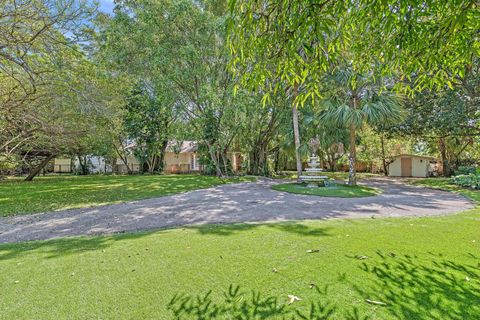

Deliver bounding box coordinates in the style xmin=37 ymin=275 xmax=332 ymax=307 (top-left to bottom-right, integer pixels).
xmin=272 ymin=182 xmax=380 ymax=198
xmin=0 ymin=179 xmax=478 ymax=319
xmin=0 ymin=174 xmax=255 ymax=216
xmin=274 ymin=171 xmax=381 ymax=181
xmin=409 ymin=177 xmax=480 ymax=204
xmin=0 ymin=210 xmax=478 ymax=319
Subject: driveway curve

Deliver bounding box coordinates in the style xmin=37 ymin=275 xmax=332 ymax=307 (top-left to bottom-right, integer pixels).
xmin=0 ymin=178 xmax=473 ymax=243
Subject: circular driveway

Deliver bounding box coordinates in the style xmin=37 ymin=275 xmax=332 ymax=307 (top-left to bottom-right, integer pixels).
xmin=0 ymin=178 xmax=473 ymax=243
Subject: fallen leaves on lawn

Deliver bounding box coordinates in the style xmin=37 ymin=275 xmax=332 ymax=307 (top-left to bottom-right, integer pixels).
xmin=366 ymin=299 xmax=387 ymax=306
xmin=288 ymin=294 xmax=302 ymax=304
xmin=272 ymin=268 xmax=278 ymax=273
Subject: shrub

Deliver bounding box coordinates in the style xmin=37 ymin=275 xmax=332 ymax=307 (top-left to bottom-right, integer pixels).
xmin=454 ymin=166 xmax=477 ymax=176
xmin=451 ymin=174 xmax=480 ymax=190
xmin=0 ymin=153 xmax=20 ymax=175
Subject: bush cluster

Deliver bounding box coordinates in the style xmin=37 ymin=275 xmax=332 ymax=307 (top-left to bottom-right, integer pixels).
xmin=452 ymin=168 xmax=480 ymax=189
xmin=454 ymin=166 xmax=477 ymax=176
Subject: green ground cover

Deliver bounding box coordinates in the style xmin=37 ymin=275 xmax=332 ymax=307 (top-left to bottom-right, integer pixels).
xmin=409 ymin=177 xmax=480 ymax=204
xmin=273 ymin=171 xmax=381 ymax=181
xmin=0 ymin=174 xmax=255 ymax=216
xmin=0 ymin=210 xmax=478 ymax=319
xmin=0 ymin=178 xmax=478 ymax=319
xmin=272 ymin=182 xmax=380 ymax=198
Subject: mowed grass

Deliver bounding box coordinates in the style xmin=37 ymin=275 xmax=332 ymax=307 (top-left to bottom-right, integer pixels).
xmin=0 ymin=174 xmax=255 ymax=216
xmin=0 ymin=210 xmax=478 ymax=319
xmin=272 ymin=182 xmax=379 ymax=198
xmin=409 ymin=177 xmax=480 ymax=204
xmin=274 ymin=171 xmax=381 ymax=181
xmin=0 ymin=177 xmax=478 ymax=319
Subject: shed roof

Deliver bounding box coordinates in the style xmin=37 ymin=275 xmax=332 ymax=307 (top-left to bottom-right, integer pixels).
xmin=393 ymin=154 xmax=439 ymax=161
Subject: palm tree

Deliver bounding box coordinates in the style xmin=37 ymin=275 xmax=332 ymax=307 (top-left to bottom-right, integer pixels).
xmin=292 ymin=82 xmax=302 ymax=182
xmin=320 ymin=66 xmax=404 ymax=185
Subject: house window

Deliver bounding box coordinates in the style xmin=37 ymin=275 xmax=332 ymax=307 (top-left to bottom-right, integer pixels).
xmin=191 ymin=154 xmax=198 ymax=170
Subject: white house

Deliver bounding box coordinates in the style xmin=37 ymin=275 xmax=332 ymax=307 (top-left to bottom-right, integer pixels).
xmin=54 ymin=141 xmax=243 ymax=174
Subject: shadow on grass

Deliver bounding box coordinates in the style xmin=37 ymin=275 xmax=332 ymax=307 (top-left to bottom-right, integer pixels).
xmin=188 ymin=222 xmax=331 ymax=237
xmin=0 ymin=231 xmax=151 ymax=261
xmin=350 ymin=251 xmax=480 ymax=319
xmin=168 ymin=251 xmax=479 ymax=319
xmin=167 ymin=284 xmax=348 ymax=320
xmin=0 ymin=222 xmax=329 ymax=261
xmin=0 ymin=174 xmax=255 ymax=216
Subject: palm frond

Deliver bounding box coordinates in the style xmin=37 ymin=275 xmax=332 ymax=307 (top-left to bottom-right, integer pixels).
xmin=362 ymin=92 xmax=405 ymax=126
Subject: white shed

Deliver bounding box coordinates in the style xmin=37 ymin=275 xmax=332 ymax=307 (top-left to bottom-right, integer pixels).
xmin=388 ymin=154 xmax=440 ymax=178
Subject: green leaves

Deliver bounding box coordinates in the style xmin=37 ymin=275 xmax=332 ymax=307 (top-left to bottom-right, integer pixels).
xmin=228 ymin=0 xmax=479 ymax=100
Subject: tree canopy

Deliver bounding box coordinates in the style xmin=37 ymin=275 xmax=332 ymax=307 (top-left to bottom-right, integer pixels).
xmin=1 ymin=0 xmax=478 ymax=179
xmin=228 ymin=0 xmax=479 ymax=102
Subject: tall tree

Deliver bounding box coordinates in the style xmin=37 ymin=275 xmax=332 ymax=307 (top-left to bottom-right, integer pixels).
xmin=122 ymin=83 xmax=178 ymax=173
xmin=236 ymin=92 xmax=290 ymax=176
xmin=0 ymin=0 xmax=95 ymax=124
xmin=319 ymin=66 xmax=404 ymax=185
xmin=100 ymin=0 xmax=245 ymax=176
xmin=0 ymin=0 xmax=116 ymax=180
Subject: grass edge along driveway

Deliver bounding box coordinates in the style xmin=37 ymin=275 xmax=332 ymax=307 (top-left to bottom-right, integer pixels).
xmin=271 ymin=182 xmax=380 ymax=198
xmin=0 ymin=174 xmax=256 ymax=217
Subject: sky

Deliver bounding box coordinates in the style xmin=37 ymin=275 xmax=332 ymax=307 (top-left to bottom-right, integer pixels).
xmin=98 ymin=0 xmax=115 ymax=14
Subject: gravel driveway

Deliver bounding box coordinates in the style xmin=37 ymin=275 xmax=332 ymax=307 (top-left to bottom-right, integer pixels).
xmin=0 ymin=178 xmax=473 ymax=243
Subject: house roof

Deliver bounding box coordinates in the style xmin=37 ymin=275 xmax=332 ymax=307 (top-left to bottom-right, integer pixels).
xmin=393 ymin=154 xmax=439 ymax=161
xmin=124 ymin=140 xmax=198 ymax=153
xmin=166 ymin=141 xmax=198 ymax=153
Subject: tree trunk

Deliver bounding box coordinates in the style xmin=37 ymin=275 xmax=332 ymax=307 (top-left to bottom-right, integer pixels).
xmin=221 ymin=151 xmax=229 ymax=176
xmin=115 ymin=145 xmax=132 ymax=174
xmin=327 ymin=152 xmax=336 ymax=172
xmin=348 ymin=124 xmax=357 ymax=186
xmin=207 ymin=142 xmax=224 ymax=177
xmin=273 ymin=148 xmax=280 ymax=174
xmin=77 ymin=154 xmax=89 ymax=175
xmin=25 ymin=154 xmax=55 ymax=181
xmin=147 ymin=154 xmax=156 ymax=174
xmin=249 ymin=150 xmax=259 ymax=175
xmin=292 ymin=83 xmax=302 ymax=182
xmin=248 ymin=143 xmax=269 ymax=176
xmin=348 ymin=95 xmax=358 ymax=186
xmin=380 ymin=134 xmax=388 ymax=176
xmin=158 ymin=140 xmax=168 ymax=172
xmin=439 ymin=137 xmax=450 ymax=177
